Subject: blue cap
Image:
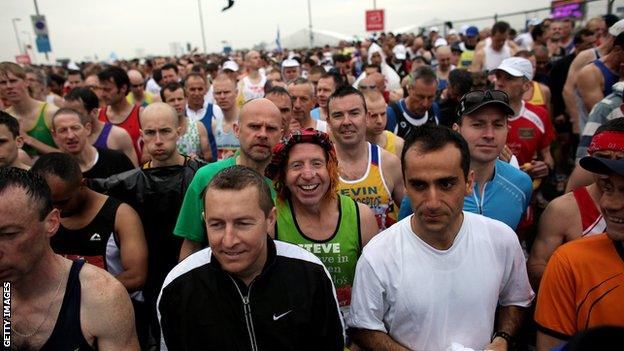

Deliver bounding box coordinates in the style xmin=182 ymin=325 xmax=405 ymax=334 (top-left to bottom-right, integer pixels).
xmin=465 ymin=26 xmax=479 ymax=37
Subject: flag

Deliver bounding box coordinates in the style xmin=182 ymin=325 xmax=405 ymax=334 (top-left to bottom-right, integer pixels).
xmin=275 ymin=26 xmax=282 ymax=52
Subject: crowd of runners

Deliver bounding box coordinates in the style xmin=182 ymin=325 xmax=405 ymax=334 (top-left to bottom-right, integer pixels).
xmin=0 ymin=11 xmax=623 ymax=351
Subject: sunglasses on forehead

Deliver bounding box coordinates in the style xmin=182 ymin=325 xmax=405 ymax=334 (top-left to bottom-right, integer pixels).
xmin=461 ymin=90 xmax=510 ymax=105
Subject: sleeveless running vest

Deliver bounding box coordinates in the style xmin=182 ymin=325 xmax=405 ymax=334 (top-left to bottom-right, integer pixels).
xmin=98 ymin=104 xmax=142 ymax=160
xmin=528 ymin=81 xmax=546 ymax=108
xmin=240 ymin=74 xmax=267 ymax=102
xmin=459 ymin=49 xmax=475 ymax=68
xmin=24 ymin=103 xmax=57 ymax=156
xmin=40 ymin=260 xmax=94 ymax=351
xmin=214 ymin=115 xmax=240 ymax=160
xmin=51 ymin=197 xmax=122 ymax=271
xmin=592 ymin=59 xmax=619 ymax=96
xmin=337 ymin=143 xmax=398 ymax=230
xmin=483 ymin=38 xmax=511 ymax=72
xmin=126 ymin=92 xmax=154 ymax=107
xmin=93 ymin=123 xmax=113 ymax=150
xmin=275 ymin=195 xmax=361 ymax=312
xmin=382 ymin=130 xmax=397 ymax=155
xmin=177 ymin=118 xmax=202 ymax=158
xmin=572 ymin=186 xmax=606 ymax=236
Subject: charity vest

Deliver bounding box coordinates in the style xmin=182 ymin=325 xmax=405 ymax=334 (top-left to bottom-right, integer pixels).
xmin=338 ymin=142 xmax=398 ymax=230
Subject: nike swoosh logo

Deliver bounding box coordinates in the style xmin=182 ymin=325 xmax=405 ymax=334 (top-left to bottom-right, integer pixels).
xmin=272 ymin=310 xmax=292 ymax=321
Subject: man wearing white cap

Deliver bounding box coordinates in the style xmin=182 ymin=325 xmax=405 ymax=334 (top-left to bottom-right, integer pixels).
xmin=282 ymin=59 xmax=300 ymax=84
xmin=494 ymin=57 xmax=554 ymax=179
xmin=388 ymin=44 xmax=409 ymax=79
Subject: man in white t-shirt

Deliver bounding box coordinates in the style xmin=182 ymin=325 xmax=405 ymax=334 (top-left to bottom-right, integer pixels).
xmin=348 ymin=124 xmax=534 ymax=351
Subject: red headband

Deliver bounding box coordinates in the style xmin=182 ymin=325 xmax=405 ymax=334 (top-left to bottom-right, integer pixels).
xmin=588 ymin=131 xmax=624 ymax=154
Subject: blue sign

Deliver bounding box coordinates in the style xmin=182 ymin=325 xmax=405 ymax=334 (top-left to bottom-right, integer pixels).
xmin=36 ymin=35 xmax=51 ymax=53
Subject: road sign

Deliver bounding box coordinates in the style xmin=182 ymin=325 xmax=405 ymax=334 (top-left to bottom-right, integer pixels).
xmin=31 ymin=15 xmax=49 ymax=36
xmin=36 ymin=35 xmax=51 ymax=53
xmin=15 ymin=54 xmax=32 ymax=65
xmin=366 ymin=9 xmax=384 ymax=32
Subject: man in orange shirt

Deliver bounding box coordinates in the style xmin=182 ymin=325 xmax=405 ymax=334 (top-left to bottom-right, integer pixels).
xmin=535 ymin=152 xmax=624 ymax=351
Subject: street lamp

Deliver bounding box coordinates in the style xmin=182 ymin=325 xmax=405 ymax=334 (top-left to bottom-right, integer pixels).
xmin=12 ymin=18 xmax=23 ymax=55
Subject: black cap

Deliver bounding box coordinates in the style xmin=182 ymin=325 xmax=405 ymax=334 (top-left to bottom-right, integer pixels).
xmin=457 ymin=90 xmax=515 ymax=118
xmin=580 ymin=156 xmax=624 ymax=176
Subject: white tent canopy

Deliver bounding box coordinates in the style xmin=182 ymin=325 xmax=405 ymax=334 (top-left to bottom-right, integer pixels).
xmin=271 ymin=28 xmax=357 ymax=49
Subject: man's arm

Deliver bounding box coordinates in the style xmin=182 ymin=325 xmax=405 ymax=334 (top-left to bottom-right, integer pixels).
xmin=381 ymin=150 xmax=405 ymax=207
xmin=527 ymin=196 xmax=573 ymax=289
xmin=394 ymin=135 xmax=404 ymax=159
xmin=109 ymin=126 xmax=139 ymax=166
xmin=115 ymin=203 xmax=148 ymax=292
xmin=81 ymin=265 xmax=140 ymax=350
xmin=562 ymin=50 xmax=593 ymax=133
xmin=350 ymin=329 xmax=410 ymax=351
xmin=357 ymin=203 xmax=379 ymax=247
xmin=196 ymin=122 xmax=213 ymax=162
xmin=565 ymin=165 xmax=594 ymax=192
xmin=484 ymin=305 xmax=527 ymax=351
xmin=469 ymin=49 xmax=485 ymax=73
xmin=179 ymin=238 xmax=203 ymax=261
xmin=576 ymin=66 xmax=604 ymax=115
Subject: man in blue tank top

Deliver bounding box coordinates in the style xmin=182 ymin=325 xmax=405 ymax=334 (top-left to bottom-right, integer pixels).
xmin=0 ymin=167 xmax=139 ymax=350
xmin=399 ymin=90 xmax=533 ymax=231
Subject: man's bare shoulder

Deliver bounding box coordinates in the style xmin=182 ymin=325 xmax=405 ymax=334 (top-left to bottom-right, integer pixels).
xmin=544 ymin=191 xmax=579 ymax=220
xmin=380 ymin=148 xmax=401 ymax=171
xmin=79 ymin=263 xmax=129 ymax=307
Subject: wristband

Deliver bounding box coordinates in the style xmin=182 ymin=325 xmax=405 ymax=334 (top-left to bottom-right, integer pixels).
xmin=492 ymin=330 xmax=514 ymax=347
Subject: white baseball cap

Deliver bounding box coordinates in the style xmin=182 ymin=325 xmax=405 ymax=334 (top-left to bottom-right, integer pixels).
xmin=392 ymin=44 xmax=407 ymax=60
xmin=222 ymin=60 xmax=239 ymax=72
xmin=429 ymin=26 xmax=439 ymax=33
xmin=281 ymin=58 xmax=300 ymax=68
xmin=495 ymin=57 xmax=534 ymax=80
xmin=609 ymin=19 xmax=624 ymax=37
xmin=434 ymin=38 xmax=448 ymax=48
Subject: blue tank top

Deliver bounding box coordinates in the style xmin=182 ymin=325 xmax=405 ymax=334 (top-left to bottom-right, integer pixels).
xmin=593 ymin=59 xmax=619 ymax=96
xmin=40 ymin=260 xmax=95 ymax=350
xmin=199 ymin=105 xmax=218 ymax=161
xmin=93 ymin=122 xmax=113 ymax=150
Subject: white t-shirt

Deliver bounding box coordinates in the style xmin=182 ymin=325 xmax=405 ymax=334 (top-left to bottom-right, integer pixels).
xmin=315 ymin=119 xmax=328 ymax=133
xmin=347 ymin=212 xmax=534 ymax=351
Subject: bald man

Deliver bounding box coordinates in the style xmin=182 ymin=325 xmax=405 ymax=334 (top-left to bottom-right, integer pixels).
xmin=90 ymin=102 xmax=206 ymax=345
xmin=435 ymin=45 xmax=455 ymax=93
xmin=238 ymin=50 xmax=267 ymax=103
xmin=174 ymin=98 xmax=284 ymax=259
xmin=126 ymin=69 xmax=160 ymax=107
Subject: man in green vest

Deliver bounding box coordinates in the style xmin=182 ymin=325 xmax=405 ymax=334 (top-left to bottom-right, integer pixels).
xmin=265 ymin=128 xmax=378 ymax=317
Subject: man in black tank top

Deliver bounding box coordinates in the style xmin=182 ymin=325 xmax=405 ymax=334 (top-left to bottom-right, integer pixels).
xmin=0 ymin=168 xmax=139 ymax=350
xmin=31 ymin=153 xmax=148 ymax=347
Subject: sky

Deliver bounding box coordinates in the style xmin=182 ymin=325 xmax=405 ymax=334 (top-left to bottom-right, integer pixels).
xmin=1 ymin=0 xmax=620 ymax=63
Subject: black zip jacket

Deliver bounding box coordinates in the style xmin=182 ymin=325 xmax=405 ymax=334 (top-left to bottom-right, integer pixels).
xmin=158 ymin=237 xmax=345 ymax=350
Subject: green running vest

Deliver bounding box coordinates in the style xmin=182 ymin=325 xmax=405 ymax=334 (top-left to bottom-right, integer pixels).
xmin=276 ymin=194 xmax=361 ymax=311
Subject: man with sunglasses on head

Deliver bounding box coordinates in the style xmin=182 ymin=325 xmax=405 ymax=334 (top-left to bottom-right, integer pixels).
xmin=528 ymin=117 xmax=624 ymax=290
xmin=398 ymin=90 xmax=533 ymax=232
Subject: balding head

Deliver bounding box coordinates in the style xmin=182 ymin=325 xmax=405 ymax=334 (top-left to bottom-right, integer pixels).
xmin=239 ymin=98 xmax=281 ymax=125
xmin=436 ymin=46 xmax=452 ymax=71
xmin=237 ymin=98 xmax=284 ymax=163
xmin=127 ymin=69 xmax=143 ymax=82
xmin=140 ymin=102 xmax=178 ymax=128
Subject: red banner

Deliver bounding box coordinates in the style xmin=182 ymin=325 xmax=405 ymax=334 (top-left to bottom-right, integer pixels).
xmin=366 ymin=9 xmax=385 ymax=32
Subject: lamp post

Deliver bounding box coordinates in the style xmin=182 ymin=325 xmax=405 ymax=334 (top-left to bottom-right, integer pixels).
xmin=307 ymin=0 xmax=314 ymax=48
xmin=12 ymin=18 xmax=23 ymax=54
xmin=197 ymin=0 xmax=207 ymax=53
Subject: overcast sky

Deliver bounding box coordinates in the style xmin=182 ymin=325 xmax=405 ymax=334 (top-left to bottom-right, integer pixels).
xmin=1 ymin=0 xmax=619 ymax=63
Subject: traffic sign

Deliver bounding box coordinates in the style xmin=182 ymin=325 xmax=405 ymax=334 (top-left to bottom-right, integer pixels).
xmin=366 ymin=9 xmax=385 ymax=32
xmin=36 ymin=35 xmax=51 ymax=53
xmin=31 ymin=15 xmax=49 ymax=36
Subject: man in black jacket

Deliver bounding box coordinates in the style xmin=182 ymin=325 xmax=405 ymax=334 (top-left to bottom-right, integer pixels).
xmin=158 ymin=165 xmax=345 ymax=351
xmin=90 ymin=102 xmax=206 ymax=348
